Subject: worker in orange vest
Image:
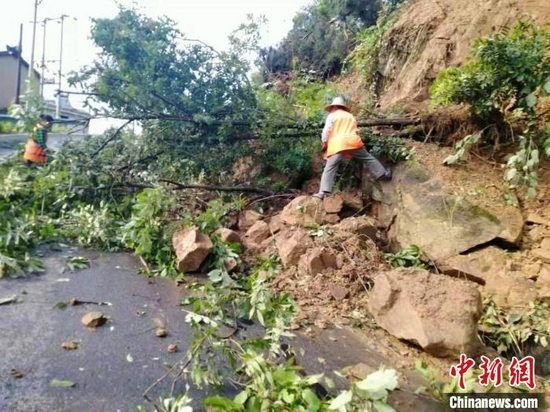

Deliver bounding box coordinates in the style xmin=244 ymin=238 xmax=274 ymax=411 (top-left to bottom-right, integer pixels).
xmin=23 ymin=114 xmax=53 ymax=164
xmin=314 ymin=97 xmax=391 ymax=199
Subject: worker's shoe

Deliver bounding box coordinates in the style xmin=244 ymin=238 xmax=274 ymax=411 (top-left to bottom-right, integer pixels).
xmin=312 ymin=192 xmax=326 ymax=200
xmin=379 ymin=168 xmax=392 ymax=181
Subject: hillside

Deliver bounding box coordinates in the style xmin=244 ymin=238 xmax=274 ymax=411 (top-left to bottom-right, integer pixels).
xmin=378 ymin=0 xmax=550 ymax=111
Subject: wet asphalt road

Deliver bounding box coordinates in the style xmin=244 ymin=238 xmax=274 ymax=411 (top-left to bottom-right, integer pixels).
xmin=0 ymin=249 xmax=442 ymax=412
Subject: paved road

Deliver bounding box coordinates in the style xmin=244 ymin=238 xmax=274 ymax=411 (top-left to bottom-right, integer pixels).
xmin=0 ymin=134 xmax=87 ymax=158
xmin=0 ymin=248 xmax=441 ymax=412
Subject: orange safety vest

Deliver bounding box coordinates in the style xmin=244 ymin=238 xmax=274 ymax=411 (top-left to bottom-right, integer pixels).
xmin=324 ymin=109 xmax=364 ymax=160
xmin=23 ymin=125 xmax=48 ymax=163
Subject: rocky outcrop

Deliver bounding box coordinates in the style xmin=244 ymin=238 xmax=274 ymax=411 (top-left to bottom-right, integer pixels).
xmin=375 ymin=162 xmax=503 ymax=262
xmin=280 ymin=196 xmax=327 ymax=226
xmin=369 ymin=268 xmax=482 ymax=357
xmin=172 ymin=227 xmax=214 ymax=273
xmin=483 ymin=274 xmax=537 ymax=308
xmin=441 ymin=246 xmax=507 ymax=285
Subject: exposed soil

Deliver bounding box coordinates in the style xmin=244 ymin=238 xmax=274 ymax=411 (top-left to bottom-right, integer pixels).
xmin=378 ymin=0 xmax=550 ymax=112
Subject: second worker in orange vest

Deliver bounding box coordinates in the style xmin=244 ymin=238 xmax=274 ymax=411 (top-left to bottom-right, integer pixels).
xmin=314 ymin=97 xmax=391 ymax=199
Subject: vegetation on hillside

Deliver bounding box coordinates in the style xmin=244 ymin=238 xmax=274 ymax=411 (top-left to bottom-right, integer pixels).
xmin=431 ymin=20 xmax=550 ymax=197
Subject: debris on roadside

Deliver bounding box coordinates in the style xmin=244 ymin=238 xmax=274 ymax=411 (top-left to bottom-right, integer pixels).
xmin=81 ymin=312 xmax=108 ymax=328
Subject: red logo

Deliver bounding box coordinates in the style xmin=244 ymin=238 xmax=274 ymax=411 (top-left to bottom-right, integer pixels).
xmin=479 ymin=356 xmax=504 ymax=387
xmin=509 ymin=356 xmax=536 ymax=390
xmin=449 ymin=354 xmax=476 ymax=390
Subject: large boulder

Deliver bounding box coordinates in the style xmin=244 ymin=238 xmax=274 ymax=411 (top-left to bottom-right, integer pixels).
xmin=280 ymin=196 xmax=326 ymax=226
xmin=275 ymin=228 xmax=312 ymax=268
xmin=375 ymin=163 xmax=502 ymax=262
xmin=369 ymin=268 xmax=482 ymax=357
xmin=441 ymin=246 xmax=507 ymax=285
xmin=172 ymin=227 xmax=214 ymax=273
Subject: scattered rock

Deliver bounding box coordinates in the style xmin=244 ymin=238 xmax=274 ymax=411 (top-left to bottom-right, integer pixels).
xmin=537 ymin=265 xmax=550 ymax=287
xmin=341 ymin=192 xmax=363 ymax=211
xmin=335 ymin=216 xmax=378 ymax=239
xmin=324 ymin=214 xmax=340 ymax=224
xmin=532 ymin=248 xmax=550 ymax=264
xmin=223 ymin=258 xmax=238 ymax=272
xmin=268 ymin=215 xmax=285 ymax=235
xmin=245 ymin=221 xmax=271 ymax=245
xmin=323 ymin=195 xmax=344 ymax=214
xmin=10 ymin=369 xmax=23 ymax=379
xmin=348 ymin=363 xmax=372 ymax=380
xmin=369 ymin=268 xmax=482 ymax=357
xmin=329 ymin=283 xmax=350 ymax=301
xmin=321 ymin=252 xmax=339 ymax=269
xmin=237 ymin=210 xmax=263 ymax=231
xmin=441 ymin=246 xmax=507 ymax=284
xmin=172 ymin=227 xmax=214 ymax=273
xmin=494 ymin=207 xmax=524 ymax=245
xmin=61 ymin=341 xmax=79 ymax=350
xmin=213 ymin=228 xmax=241 ymax=245
xmin=276 ymin=228 xmax=312 ymax=268
xmin=522 ymin=262 xmax=543 ymax=280
xmin=280 ymin=196 xmax=326 ymax=226
xmin=231 ymin=156 xmax=261 ymax=183
xmin=299 ymin=248 xmax=325 ymax=275
xmin=167 ymin=344 xmax=178 ymax=353
xmin=538 ymin=287 xmax=550 ymax=301
xmin=483 ymin=274 xmax=537 ymax=308
xmin=526 ymin=213 xmax=549 ymax=226
xmin=81 ymin=312 xmax=107 ymax=328
xmin=155 ymin=328 xmax=168 ymax=338
xmin=541 ymin=238 xmax=550 ymax=251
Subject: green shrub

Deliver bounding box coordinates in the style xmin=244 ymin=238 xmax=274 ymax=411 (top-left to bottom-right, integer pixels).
xmin=430 ymin=20 xmax=550 ymax=197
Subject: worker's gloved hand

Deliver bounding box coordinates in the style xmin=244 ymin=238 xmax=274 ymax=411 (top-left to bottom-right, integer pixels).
xmin=322 ymin=142 xmax=328 ymax=152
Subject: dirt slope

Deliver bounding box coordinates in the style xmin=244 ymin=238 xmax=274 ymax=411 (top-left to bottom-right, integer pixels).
xmin=378 ymin=0 xmax=550 ymax=112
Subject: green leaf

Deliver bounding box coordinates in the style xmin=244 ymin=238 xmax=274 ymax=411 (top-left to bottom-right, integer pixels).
xmin=208 ymin=269 xmax=223 ymax=283
xmin=203 ymin=395 xmax=242 ymax=410
xmin=234 ymin=391 xmax=248 ymax=405
xmin=50 ymin=379 xmax=76 ymax=388
xmin=328 ymin=390 xmax=352 ymax=410
xmin=544 ymin=81 xmax=550 ymax=94
xmin=525 ymin=93 xmax=537 ymax=108
xmin=506 ymin=168 xmax=517 ymax=181
xmin=373 ymin=401 xmax=396 ymax=412
xmin=273 ymin=368 xmax=300 ymax=386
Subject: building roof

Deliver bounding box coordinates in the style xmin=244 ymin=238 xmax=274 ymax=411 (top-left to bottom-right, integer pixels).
xmin=0 ymin=51 xmax=41 ymax=79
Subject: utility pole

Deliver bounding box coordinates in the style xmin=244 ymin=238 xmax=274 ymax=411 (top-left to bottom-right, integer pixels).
xmin=55 ymin=14 xmax=68 ymax=118
xmin=28 ymin=0 xmax=40 ymax=82
xmin=15 ymin=24 xmax=24 ymax=104
xmin=40 ymin=18 xmax=48 ymax=97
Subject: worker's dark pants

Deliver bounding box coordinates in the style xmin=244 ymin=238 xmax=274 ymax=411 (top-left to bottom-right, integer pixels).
xmin=319 ymin=147 xmax=386 ymax=194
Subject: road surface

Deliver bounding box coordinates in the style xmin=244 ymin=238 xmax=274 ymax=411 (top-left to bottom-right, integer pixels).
xmin=0 ymin=248 xmax=440 ymax=411
xmin=0 ymin=133 xmax=87 ymax=158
